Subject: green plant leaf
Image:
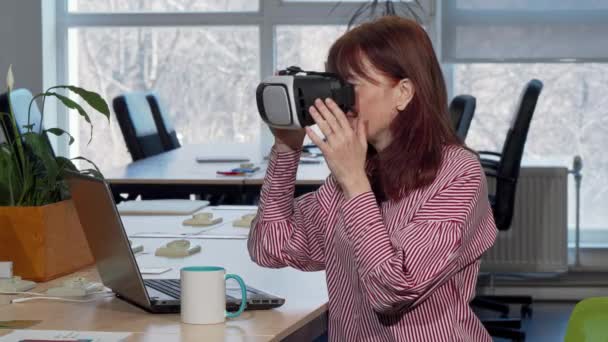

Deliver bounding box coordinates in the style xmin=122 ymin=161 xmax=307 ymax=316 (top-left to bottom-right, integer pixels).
xmin=55 ymin=156 xmax=78 ymax=172
xmin=45 ymin=127 xmax=75 ymax=145
xmin=55 ymin=156 xmax=79 ymax=201
xmin=50 ymin=85 xmax=110 ymax=121
xmin=0 ymin=145 xmax=17 ymax=205
xmin=45 ymin=92 xmax=94 ymax=144
xmin=23 ymin=123 xmax=35 ymax=131
xmin=71 ymin=156 xmax=104 ymax=179
xmin=80 ymin=168 xmax=104 ymax=179
xmin=22 ymin=132 xmax=60 ymax=195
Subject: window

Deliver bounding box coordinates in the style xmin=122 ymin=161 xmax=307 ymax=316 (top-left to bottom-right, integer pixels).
xmin=443 ymin=1 xmax=608 ymax=248
xmin=68 ymin=0 xmax=258 ymax=13
xmin=69 ymin=26 xmax=259 ymax=170
xmin=452 ymin=63 xmax=608 ymax=238
xmin=276 ymin=25 xmax=346 ymax=72
xmin=58 ymin=1 xmax=376 ymax=172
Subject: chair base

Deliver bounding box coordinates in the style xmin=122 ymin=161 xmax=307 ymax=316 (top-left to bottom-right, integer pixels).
xmin=484 ymin=325 xmax=526 ymax=342
xmin=475 ymin=295 xmax=533 ymax=318
xmin=482 ymin=318 xmax=521 ymax=329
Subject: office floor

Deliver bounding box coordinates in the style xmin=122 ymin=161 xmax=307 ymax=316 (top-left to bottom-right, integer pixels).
xmin=483 ymin=301 xmax=576 ymax=342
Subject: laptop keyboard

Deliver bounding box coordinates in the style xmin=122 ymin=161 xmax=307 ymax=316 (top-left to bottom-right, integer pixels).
xmin=144 ymin=279 xmax=181 ymax=299
xmin=143 ymin=279 xmax=283 ymax=309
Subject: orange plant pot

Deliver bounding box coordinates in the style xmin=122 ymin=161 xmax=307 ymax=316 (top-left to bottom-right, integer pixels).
xmin=0 ymin=199 xmax=94 ymax=282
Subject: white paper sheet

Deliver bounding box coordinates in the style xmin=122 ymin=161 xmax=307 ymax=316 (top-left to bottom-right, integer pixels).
xmin=0 ymin=330 xmax=130 ymax=342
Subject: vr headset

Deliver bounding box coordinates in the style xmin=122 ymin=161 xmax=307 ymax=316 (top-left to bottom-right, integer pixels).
xmin=256 ymin=66 xmax=355 ymax=129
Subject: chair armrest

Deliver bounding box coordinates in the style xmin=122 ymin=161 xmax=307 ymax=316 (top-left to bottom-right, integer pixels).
xmin=481 ymin=158 xmax=500 ymax=170
xmin=484 ymin=169 xmax=498 ymax=178
xmin=478 ymin=151 xmax=502 ymax=158
xmin=484 ymin=170 xmax=517 ymax=184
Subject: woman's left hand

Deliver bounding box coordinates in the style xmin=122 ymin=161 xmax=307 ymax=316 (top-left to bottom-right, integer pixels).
xmin=305 ymin=98 xmax=372 ymax=200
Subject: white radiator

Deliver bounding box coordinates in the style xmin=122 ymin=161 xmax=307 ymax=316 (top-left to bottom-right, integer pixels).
xmin=480 ymin=167 xmax=569 ymax=273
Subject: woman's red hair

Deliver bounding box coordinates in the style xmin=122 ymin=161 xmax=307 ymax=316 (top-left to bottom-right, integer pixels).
xmin=326 ymin=16 xmax=461 ymax=201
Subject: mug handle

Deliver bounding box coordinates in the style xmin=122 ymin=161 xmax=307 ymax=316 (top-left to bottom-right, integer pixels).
xmin=225 ymin=274 xmax=247 ymax=318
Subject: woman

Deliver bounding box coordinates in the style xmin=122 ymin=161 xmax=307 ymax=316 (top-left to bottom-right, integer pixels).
xmin=248 ymin=16 xmax=497 ymax=341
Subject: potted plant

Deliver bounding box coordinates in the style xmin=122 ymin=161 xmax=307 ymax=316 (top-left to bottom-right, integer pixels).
xmin=0 ymin=65 xmax=110 ymax=282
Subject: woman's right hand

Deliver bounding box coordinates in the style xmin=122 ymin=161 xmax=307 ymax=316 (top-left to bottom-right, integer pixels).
xmin=272 ymin=127 xmax=306 ymax=152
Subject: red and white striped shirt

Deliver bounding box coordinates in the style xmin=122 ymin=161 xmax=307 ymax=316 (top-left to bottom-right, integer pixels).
xmin=248 ymin=145 xmax=498 ymax=341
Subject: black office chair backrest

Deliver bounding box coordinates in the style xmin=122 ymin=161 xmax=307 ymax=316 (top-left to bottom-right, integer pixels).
xmin=494 ymin=79 xmax=543 ymax=230
xmin=449 ymin=94 xmax=476 ymax=141
xmin=0 ymin=88 xmax=55 ymax=156
xmin=145 ymin=92 xmax=180 ymax=151
xmin=113 ymin=92 xmax=165 ymax=161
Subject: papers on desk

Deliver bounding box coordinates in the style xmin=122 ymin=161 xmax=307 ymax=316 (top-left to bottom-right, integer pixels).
xmin=300 ymin=156 xmax=322 ymax=164
xmin=0 ymin=329 xmax=131 ymax=341
xmin=129 ymin=220 xmax=251 ymax=240
xmin=117 ymin=199 xmax=209 ymax=215
xmin=212 ymin=205 xmax=258 ymax=211
xmin=196 ymin=156 xmax=250 ymax=163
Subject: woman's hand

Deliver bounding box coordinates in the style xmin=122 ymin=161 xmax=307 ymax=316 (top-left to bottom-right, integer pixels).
xmin=305 ymin=98 xmax=371 ymax=200
xmin=271 ymin=128 xmax=306 ymax=152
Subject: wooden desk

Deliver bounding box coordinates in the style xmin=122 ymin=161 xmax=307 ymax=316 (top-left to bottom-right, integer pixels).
xmin=0 ymin=330 xmax=272 ymax=341
xmin=0 ymin=208 xmax=328 ymax=341
xmin=105 ymin=144 xmax=329 ymax=203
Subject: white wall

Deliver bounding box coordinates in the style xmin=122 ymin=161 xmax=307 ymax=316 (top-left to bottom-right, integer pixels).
xmin=0 ymin=0 xmax=43 ymax=94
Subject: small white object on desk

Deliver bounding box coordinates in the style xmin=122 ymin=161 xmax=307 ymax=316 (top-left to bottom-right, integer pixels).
xmin=155 ymin=240 xmax=201 ymax=258
xmin=233 ymin=213 xmax=256 ymax=228
xmin=129 ymin=239 xmax=144 ymax=254
xmin=0 ymin=276 xmax=36 ymax=292
xmin=183 ymin=212 xmax=223 ymax=227
xmin=0 ymin=261 xmax=13 ymax=278
xmin=117 ymin=199 xmax=209 ymax=215
xmin=46 ymin=277 xmax=104 ymax=297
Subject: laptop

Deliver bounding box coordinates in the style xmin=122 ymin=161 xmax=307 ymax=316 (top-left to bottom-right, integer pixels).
xmin=65 ymin=171 xmax=285 ymax=313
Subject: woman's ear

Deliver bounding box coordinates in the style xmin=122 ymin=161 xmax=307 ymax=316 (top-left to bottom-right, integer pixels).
xmin=395 ymin=79 xmax=414 ymax=111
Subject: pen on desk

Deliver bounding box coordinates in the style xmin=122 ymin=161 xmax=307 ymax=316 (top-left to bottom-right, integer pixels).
xmin=231 ymin=167 xmax=260 ymax=173
xmin=216 ymin=171 xmax=244 ymax=176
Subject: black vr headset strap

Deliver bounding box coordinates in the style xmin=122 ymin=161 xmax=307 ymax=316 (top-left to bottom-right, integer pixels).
xmin=279 ymin=66 xmax=339 ymax=79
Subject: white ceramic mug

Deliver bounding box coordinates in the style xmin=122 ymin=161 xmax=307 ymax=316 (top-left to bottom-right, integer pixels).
xmin=180 ymin=266 xmax=247 ymax=325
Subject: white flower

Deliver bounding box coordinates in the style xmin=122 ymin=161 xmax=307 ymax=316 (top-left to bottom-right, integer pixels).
xmin=6 ymin=64 xmax=14 ymax=90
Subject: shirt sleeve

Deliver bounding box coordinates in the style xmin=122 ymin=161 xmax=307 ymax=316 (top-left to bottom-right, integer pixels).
xmin=247 ymin=146 xmax=336 ymax=272
xmin=339 ymin=158 xmax=498 ymax=314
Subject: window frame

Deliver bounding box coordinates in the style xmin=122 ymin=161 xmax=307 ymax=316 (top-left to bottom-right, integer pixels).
xmin=54 ymin=0 xmax=436 ymax=157
xmin=438 ymin=0 xmax=608 ymax=263
xmin=55 ymin=1 xmax=608 ymax=268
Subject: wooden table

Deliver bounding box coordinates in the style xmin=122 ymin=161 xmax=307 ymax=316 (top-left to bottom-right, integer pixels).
xmin=0 ymin=207 xmax=329 ymax=341
xmin=105 ymin=144 xmax=330 ymax=203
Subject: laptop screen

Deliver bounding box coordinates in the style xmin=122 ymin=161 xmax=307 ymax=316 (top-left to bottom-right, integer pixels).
xmin=65 ymin=172 xmax=151 ymax=309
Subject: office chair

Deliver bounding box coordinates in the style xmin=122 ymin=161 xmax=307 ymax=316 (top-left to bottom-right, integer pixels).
xmin=144 ymin=92 xmax=235 ymax=203
xmin=112 ymin=92 xmax=195 ymax=201
xmin=0 ymin=88 xmax=55 ymax=156
xmin=145 ymin=92 xmax=181 ymax=152
xmin=473 ymin=79 xmax=543 ymax=342
xmin=113 ymin=92 xmax=167 ymax=161
xmin=449 ymin=94 xmax=476 ymax=141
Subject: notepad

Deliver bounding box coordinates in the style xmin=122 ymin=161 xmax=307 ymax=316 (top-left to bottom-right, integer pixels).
xmin=0 ymin=330 xmax=130 ymax=342
xmin=117 ymin=199 xmax=209 ymax=215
